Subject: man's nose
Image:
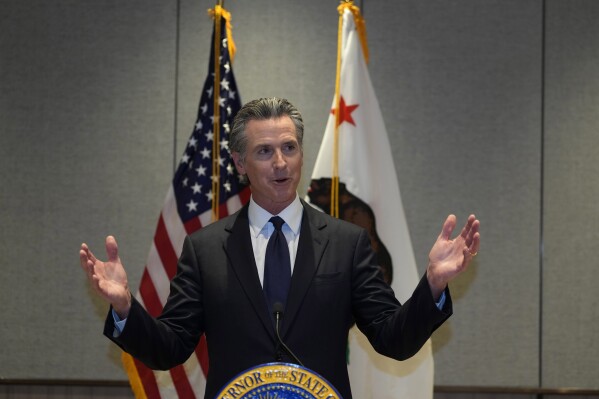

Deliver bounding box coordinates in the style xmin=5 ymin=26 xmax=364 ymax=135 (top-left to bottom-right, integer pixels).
xmin=273 ymin=150 xmax=286 ymax=168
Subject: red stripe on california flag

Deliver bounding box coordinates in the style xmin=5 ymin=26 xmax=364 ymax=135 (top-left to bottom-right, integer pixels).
xmin=170 ymin=365 xmax=196 ymax=399
xmin=195 ymin=335 xmax=210 ymax=377
xmin=139 ymin=269 xmax=164 ymax=317
xmin=154 ymin=215 xmax=179 ymax=280
xmin=133 ymin=357 xmax=161 ymax=399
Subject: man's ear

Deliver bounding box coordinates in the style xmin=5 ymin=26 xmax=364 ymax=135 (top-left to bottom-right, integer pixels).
xmin=231 ymin=152 xmax=245 ymax=174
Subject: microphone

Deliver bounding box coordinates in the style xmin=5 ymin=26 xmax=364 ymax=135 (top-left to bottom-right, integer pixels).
xmin=273 ymin=302 xmax=304 ymax=366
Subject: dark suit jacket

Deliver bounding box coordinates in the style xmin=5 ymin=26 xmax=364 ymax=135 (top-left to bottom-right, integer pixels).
xmin=105 ymin=200 xmax=452 ymax=399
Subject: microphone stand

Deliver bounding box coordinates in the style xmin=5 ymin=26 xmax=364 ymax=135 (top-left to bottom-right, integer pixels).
xmin=273 ymin=302 xmax=304 ymax=367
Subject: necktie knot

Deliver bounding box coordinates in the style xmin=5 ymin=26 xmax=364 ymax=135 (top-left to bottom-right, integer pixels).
xmin=269 ymin=216 xmax=285 ymax=232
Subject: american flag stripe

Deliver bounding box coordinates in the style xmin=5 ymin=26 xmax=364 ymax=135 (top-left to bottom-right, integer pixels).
xmin=161 ymin=188 xmax=187 ymax=247
xmin=154 ymin=369 xmax=178 ymax=399
xmin=132 ymin=357 xmax=161 ymax=398
xmin=122 ymin=6 xmax=248 ymax=398
xmin=144 ymin=245 xmax=170 ymax=305
xmin=169 ymin=366 xmax=195 ymax=398
xmin=130 ymin=277 xmax=206 ymax=399
xmin=183 ymin=215 xmax=203 ymax=235
xmin=195 ymin=336 xmax=210 ymax=374
xmin=181 ymin=355 xmax=206 ymax=398
xmin=154 ymin=216 xmax=179 ymax=279
xmin=139 ymin=269 xmax=164 ymax=318
xmin=230 ymin=189 xmax=250 ymax=211
xmin=134 ymin=264 xmax=201 ymax=399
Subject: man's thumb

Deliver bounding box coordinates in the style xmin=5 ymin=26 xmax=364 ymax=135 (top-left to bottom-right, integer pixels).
xmin=105 ymin=235 xmax=119 ymax=262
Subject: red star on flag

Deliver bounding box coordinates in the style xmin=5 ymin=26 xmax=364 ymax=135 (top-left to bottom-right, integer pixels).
xmin=331 ymin=96 xmax=359 ymax=127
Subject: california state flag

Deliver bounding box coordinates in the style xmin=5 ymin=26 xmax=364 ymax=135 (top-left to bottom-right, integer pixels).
xmin=307 ymin=3 xmax=434 ymax=398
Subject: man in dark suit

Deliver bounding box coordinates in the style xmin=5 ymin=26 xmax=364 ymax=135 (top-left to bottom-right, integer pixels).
xmin=80 ymin=97 xmax=480 ymax=399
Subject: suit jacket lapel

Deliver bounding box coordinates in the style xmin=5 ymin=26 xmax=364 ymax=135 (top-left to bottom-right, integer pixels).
xmin=281 ymin=201 xmax=329 ymax=336
xmin=224 ymin=205 xmax=274 ymax=339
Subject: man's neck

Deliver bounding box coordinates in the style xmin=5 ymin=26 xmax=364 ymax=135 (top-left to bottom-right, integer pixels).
xmin=249 ymin=193 xmax=300 ymax=216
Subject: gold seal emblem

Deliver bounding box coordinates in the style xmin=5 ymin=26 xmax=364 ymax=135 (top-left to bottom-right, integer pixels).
xmin=215 ymin=362 xmax=343 ymax=399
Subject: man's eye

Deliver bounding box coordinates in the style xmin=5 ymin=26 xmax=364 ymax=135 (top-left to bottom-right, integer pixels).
xmin=258 ymin=147 xmax=272 ymax=155
xmin=283 ymin=144 xmax=296 ymax=152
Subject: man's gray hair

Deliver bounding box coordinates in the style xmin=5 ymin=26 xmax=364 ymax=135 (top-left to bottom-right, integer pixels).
xmin=229 ymin=97 xmax=304 ymax=161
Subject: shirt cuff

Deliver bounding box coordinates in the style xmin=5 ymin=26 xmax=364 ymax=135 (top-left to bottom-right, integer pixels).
xmin=435 ymin=291 xmax=447 ymax=310
xmin=111 ymin=309 xmax=128 ymax=337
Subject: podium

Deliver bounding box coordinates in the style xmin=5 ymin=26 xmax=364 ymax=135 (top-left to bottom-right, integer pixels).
xmin=215 ymin=362 xmax=343 ymax=399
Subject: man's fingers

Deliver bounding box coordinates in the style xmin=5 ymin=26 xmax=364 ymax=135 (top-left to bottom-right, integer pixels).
xmin=79 ymin=245 xmax=99 ymax=288
xmin=459 ymin=214 xmax=476 ymax=239
xmin=464 ymin=219 xmax=480 ymax=247
xmin=79 ymin=244 xmax=97 ymax=275
xmin=105 ymin=235 xmax=119 ymax=263
xmin=440 ymin=214 xmax=457 ymax=240
xmin=470 ymin=232 xmax=481 ymax=255
xmin=79 ymin=245 xmax=89 ymax=270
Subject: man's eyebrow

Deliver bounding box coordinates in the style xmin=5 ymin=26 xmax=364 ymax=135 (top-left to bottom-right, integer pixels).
xmin=252 ymin=143 xmax=273 ymax=152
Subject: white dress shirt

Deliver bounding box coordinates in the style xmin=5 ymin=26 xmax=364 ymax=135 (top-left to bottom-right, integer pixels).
xmin=247 ymin=193 xmax=303 ymax=286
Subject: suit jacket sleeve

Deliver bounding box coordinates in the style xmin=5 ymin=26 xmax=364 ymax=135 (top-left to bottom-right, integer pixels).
xmin=104 ymin=235 xmax=204 ymax=370
xmin=350 ymin=227 xmax=452 ymax=360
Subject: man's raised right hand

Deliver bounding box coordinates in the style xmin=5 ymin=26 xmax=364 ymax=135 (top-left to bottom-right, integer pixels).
xmin=80 ymin=236 xmax=131 ymax=318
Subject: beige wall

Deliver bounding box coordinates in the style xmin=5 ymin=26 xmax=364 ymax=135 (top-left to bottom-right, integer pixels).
xmin=1 ymin=0 xmax=598 ymax=393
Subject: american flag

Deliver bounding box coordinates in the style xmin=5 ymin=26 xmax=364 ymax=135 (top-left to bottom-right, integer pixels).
xmin=122 ymin=6 xmax=250 ymax=399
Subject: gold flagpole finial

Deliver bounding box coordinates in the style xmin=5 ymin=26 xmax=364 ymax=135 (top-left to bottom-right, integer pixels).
xmin=337 ymin=0 xmax=369 ymax=64
xmin=208 ymin=4 xmax=236 ymax=62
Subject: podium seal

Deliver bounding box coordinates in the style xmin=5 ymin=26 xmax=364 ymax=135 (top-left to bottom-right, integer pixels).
xmin=215 ymin=362 xmax=343 ymax=399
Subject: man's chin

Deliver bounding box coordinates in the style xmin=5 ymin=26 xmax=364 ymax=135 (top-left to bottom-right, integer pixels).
xmin=270 ymin=179 xmax=298 ymax=192
xmin=271 ymin=188 xmax=297 ymax=202
xmin=272 ymin=191 xmax=296 ymax=203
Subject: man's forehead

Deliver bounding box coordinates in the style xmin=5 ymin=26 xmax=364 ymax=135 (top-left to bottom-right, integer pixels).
xmin=246 ymin=116 xmax=297 ymax=138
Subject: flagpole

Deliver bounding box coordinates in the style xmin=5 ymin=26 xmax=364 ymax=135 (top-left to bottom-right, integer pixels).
xmin=212 ymin=5 xmax=222 ymax=222
xmin=331 ymin=2 xmax=349 ymax=219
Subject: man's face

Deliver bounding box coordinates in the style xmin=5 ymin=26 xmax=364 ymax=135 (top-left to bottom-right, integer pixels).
xmin=232 ymin=116 xmax=303 ymax=215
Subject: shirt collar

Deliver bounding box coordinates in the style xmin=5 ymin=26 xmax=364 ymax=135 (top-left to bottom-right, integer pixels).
xmin=248 ymin=193 xmax=303 ymax=237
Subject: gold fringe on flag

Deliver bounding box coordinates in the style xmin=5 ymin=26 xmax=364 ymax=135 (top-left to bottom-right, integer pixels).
xmin=121 ymin=352 xmax=148 ymax=399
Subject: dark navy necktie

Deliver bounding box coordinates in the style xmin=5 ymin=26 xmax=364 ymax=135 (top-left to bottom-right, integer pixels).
xmin=263 ymin=216 xmax=291 ymax=314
